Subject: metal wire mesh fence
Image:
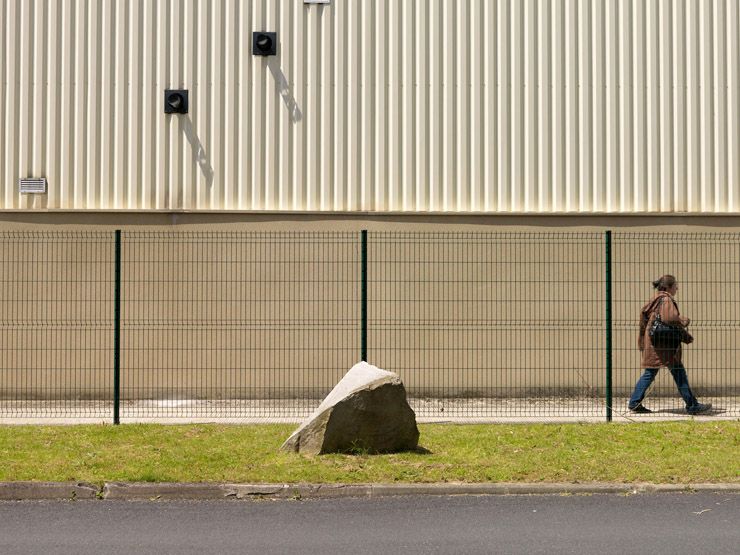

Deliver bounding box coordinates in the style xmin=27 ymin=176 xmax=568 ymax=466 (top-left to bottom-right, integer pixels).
xmin=612 ymin=233 xmax=740 ymax=418
xmin=0 ymin=232 xmax=114 ymax=418
xmin=0 ymin=230 xmax=738 ymax=422
xmin=369 ymin=233 xmax=607 ymax=420
xmin=119 ymin=232 xmax=360 ymax=420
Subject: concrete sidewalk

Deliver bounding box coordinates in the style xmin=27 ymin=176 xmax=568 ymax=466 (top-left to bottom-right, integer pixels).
xmin=2 ymin=396 xmax=738 ymax=424
xmin=1 ymin=481 xmax=739 ymax=501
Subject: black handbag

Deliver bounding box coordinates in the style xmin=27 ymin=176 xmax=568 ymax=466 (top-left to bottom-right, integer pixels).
xmin=648 ymin=298 xmax=682 ymax=350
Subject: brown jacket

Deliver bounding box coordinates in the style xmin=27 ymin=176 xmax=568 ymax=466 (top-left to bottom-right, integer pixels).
xmin=638 ymin=291 xmax=692 ymax=368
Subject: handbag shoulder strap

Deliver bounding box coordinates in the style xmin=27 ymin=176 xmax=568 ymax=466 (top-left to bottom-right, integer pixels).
xmin=653 ymin=296 xmax=681 ymax=323
xmin=652 ymin=297 xmax=665 ymax=322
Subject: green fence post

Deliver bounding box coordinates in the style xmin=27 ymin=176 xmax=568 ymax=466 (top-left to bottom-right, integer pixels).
xmin=605 ymin=230 xmax=613 ymax=422
xmin=114 ymin=230 xmax=121 ymax=425
xmin=361 ymin=230 xmax=368 ymax=362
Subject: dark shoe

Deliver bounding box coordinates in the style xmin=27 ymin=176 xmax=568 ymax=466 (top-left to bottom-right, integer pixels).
xmin=629 ymin=404 xmax=652 ymax=414
xmin=686 ymin=402 xmax=712 ymax=415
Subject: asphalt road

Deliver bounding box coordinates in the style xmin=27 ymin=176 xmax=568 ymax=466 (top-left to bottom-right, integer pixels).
xmin=1 ymin=493 xmax=738 ymax=555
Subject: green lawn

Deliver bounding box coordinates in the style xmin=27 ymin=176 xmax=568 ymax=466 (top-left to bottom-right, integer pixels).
xmin=1 ymin=422 xmax=738 ymax=485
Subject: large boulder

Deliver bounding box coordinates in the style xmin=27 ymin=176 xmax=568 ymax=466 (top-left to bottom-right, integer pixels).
xmin=281 ymin=362 xmax=419 ymax=455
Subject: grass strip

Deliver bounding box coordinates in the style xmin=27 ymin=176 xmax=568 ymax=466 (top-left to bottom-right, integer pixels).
xmin=0 ymin=422 xmax=738 ymax=485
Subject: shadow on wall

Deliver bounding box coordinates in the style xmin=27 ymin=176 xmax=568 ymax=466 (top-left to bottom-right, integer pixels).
xmin=173 ymin=45 xmax=301 ymax=197
xmin=180 ymin=116 xmax=214 ymax=188
xmin=267 ymin=57 xmax=302 ymax=123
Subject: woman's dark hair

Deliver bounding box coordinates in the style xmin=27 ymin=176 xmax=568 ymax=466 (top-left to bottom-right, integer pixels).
xmin=652 ymin=275 xmax=677 ymax=291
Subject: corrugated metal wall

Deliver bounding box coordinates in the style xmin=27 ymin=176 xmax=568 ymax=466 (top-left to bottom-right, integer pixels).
xmin=1 ymin=0 xmax=738 ymax=212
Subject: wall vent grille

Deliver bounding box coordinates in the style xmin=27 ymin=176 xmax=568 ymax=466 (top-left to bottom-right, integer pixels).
xmin=19 ymin=178 xmax=47 ymax=194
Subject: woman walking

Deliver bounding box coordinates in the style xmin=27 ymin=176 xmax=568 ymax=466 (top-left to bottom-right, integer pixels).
xmin=628 ymin=275 xmax=712 ymax=415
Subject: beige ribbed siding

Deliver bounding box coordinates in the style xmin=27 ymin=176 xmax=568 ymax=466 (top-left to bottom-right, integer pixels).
xmin=1 ymin=0 xmax=738 ymax=212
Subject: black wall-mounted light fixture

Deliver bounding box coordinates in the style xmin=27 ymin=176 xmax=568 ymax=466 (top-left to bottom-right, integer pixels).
xmin=164 ymin=89 xmax=189 ymax=114
xmin=252 ymin=32 xmax=277 ymax=56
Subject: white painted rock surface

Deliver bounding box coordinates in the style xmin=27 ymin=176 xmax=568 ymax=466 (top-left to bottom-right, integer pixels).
xmin=280 ymin=362 xmax=419 ymax=455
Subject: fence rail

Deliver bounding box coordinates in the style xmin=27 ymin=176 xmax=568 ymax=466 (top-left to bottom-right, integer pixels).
xmin=0 ymin=231 xmax=738 ymax=422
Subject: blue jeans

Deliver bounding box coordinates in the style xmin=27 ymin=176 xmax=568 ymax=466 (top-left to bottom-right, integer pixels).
xmin=628 ymin=364 xmax=699 ymax=409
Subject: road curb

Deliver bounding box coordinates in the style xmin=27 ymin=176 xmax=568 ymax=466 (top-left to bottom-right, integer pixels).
xmin=103 ymin=482 xmax=228 ymax=500
xmin=222 ymin=482 xmax=740 ymax=499
xmin=0 ymin=482 xmax=99 ymax=500
xmin=2 ymin=481 xmax=739 ymax=501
